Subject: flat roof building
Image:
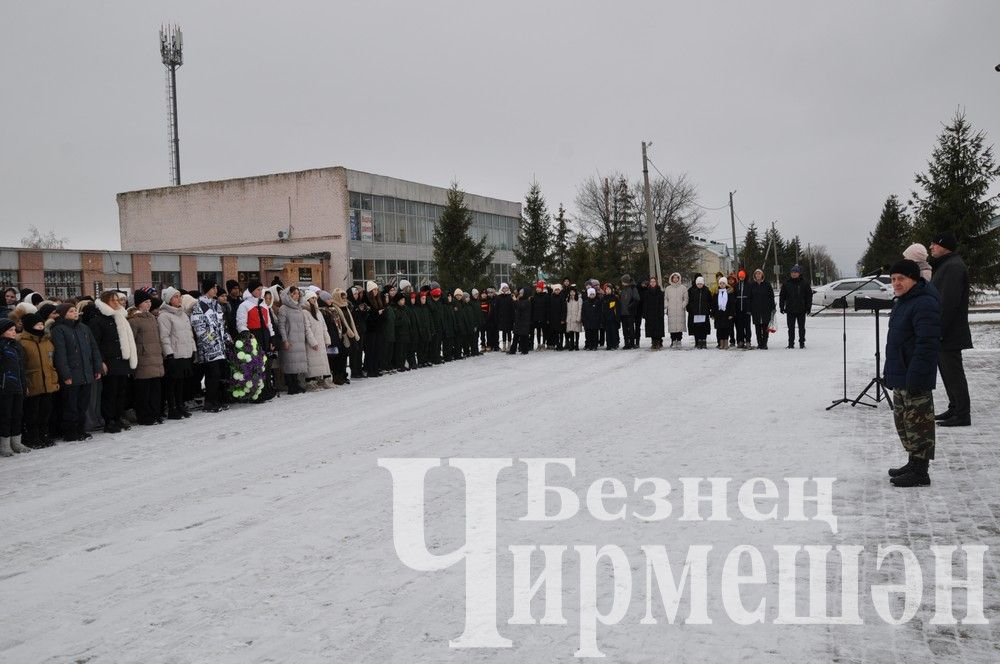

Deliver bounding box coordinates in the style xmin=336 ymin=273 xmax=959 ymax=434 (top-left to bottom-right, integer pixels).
xmin=117 ymin=167 xmax=522 ymax=290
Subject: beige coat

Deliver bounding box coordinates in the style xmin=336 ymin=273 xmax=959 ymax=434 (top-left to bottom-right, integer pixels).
xmin=157 ymin=304 xmax=197 ymax=360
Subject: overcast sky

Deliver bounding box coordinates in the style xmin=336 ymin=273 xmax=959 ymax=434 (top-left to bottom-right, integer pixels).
xmin=2 ymin=1 xmax=999 ymax=275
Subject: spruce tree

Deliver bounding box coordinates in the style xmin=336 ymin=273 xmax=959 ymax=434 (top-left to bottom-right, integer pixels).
xmin=740 ymin=223 xmax=764 ymax=273
xmin=550 ymin=203 xmax=570 ymax=277
xmin=564 ymin=235 xmax=596 ymax=286
xmin=859 ymin=195 xmax=912 ymax=274
xmin=432 ymin=182 xmax=495 ymax=290
xmin=514 ymin=181 xmax=552 ymax=281
xmin=911 ymin=110 xmax=1000 ymax=288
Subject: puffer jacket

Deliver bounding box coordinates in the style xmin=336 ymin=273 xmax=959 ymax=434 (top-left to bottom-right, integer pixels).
xmin=128 ymin=310 xmax=165 ymax=380
xmin=884 ymin=280 xmax=941 ymax=392
xmin=0 ymin=337 xmax=27 ymax=394
xmin=157 ymin=303 xmax=197 ymax=360
xmin=278 ymin=290 xmax=309 ymax=374
xmin=665 ymin=279 xmax=688 ymax=334
xmin=191 ymin=296 xmax=228 ymax=363
xmin=50 ymin=317 xmax=102 ymax=385
xmin=19 ymin=330 xmax=60 ymax=396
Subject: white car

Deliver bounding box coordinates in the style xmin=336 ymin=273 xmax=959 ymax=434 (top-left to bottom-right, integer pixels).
xmin=813 ymin=277 xmax=893 ymax=308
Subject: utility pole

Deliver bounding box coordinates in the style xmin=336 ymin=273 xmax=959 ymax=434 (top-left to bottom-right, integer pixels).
xmin=641 ymin=142 xmax=662 ymax=285
xmin=729 ymin=191 xmax=739 ymax=271
xmin=771 ymin=221 xmax=780 ymax=288
xmin=806 ymin=243 xmax=814 ymax=286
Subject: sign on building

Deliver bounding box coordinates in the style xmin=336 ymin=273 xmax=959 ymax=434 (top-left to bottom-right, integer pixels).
xmin=360 ymin=212 xmax=374 ymax=242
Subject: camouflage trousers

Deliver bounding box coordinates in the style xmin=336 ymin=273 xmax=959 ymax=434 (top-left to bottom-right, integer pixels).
xmin=892 ymin=389 xmax=935 ymax=460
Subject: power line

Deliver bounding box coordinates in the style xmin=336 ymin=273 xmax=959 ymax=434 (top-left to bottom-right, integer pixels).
xmin=644 ymin=155 xmax=730 ymax=211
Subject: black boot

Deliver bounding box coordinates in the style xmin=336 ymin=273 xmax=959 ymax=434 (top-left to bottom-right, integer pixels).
xmin=890 ymin=457 xmax=930 ymax=487
xmin=934 ymin=409 xmax=953 ymax=421
xmin=888 ymin=455 xmax=914 ymax=477
xmin=939 ymin=415 xmax=971 ymax=427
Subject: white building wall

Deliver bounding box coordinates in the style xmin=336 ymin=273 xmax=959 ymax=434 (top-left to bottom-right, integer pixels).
xmin=118 ymin=167 xmax=351 ymax=286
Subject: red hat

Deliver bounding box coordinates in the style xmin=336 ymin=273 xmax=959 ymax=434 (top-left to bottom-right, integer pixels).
xmin=430 ymin=287 xmax=442 ymax=297
xmin=738 ymin=270 xmax=746 ymax=279
xmin=535 ymin=280 xmax=545 ymax=290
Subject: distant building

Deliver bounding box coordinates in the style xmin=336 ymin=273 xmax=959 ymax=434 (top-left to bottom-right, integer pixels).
xmin=117 ymin=167 xmax=521 ymax=290
xmin=0 ymin=246 xmax=329 ymax=299
xmin=692 ymin=237 xmax=734 ymax=278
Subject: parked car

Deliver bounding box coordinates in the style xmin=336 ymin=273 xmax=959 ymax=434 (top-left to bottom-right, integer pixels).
xmin=813 ymin=277 xmax=893 ymax=308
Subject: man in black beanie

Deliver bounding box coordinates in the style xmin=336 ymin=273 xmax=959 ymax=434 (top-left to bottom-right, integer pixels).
xmin=884 ymin=259 xmax=940 ymax=487
xmin=929 ymin=231 xmax=972 ymax=427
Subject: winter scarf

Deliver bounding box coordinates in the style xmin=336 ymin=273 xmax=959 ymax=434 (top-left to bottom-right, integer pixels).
xmin=717 ymin=289 xmax=728 ymax=311
xmin=95 ymin=299 xmax=139 ymax=370
xmin=331 ymin=288 xmax=360 ymax=343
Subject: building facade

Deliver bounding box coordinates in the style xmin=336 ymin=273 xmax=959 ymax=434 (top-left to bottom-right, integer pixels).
xmin=692 ymin=237 xmax=734 ymax=279
xmin=118 ymin=167 xmax=521 ymax=290
xmin=0 ymin=247 xmax=329 ymax=299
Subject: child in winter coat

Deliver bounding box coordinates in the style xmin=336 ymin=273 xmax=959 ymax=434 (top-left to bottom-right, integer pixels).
xmin=582 ymin=288 xmax=602 ymax=350
xmin=0 ymin=319 xmax=30 ymax=456
xmin=19 ymin=313 xmax=60 ymax=448
xmin=564 ymin=287 xmax=583 ymax=351
xmin=687 ymin=276 xmax=713 ymax=349
xmin=602 ymin=284 xmax=621 ymax=350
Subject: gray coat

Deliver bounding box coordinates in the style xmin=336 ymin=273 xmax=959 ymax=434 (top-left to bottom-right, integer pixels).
xmin=565 ymin=296 xmax=583 ymax=333
xmin=157 ymin=304 xmax=197 ymax=360
xmin=303 ymin=300 xmax=332 ymax=378
xmin=278 ymin=291 xmax=309 ymax=374
xmin=665 ymin=281 xmax=689 ymax=334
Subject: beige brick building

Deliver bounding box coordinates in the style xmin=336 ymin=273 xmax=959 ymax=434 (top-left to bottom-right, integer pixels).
xmin=117 ymin=167 xmax=521 ymax=290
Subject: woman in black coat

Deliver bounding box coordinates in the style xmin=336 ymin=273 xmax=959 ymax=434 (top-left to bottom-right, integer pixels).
xmin=642 ymin=277 xmax=665 ymax=349
xmin=510 ymin=288 xmax=533 ymax=355
xmin=686 ymin=275 xmax=713 ymax=349
xmin=601 ymin=285 xmax=621 ymax=350
xmin=747 ymin=269 xmax=776 ymax=349
xmin=494 ymin=285 xmax=515 ymax=351
xmin=88 ymin=291 xmax=137 ymax=433
xmin=711 ymin=277 xmax=736 ymax=349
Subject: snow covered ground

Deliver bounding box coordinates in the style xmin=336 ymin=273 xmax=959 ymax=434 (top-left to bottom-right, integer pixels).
xmin=1 ymin=314 xmax=998 ymax=663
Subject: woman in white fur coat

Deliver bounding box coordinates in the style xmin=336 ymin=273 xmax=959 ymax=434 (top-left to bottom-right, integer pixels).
xmin=158 ymin=287 xmax=197 ymax=419
xmin=88 ymin=290 xmax=138 ymax=433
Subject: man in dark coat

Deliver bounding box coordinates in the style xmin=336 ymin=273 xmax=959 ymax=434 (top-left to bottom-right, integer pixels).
xmin=619 ymin=275 xmax=641 ymax=349
xmin=779 ymin=265 xmax=813 ymax=349
xmin=731 ymin=269 xmax=753 ymax=348
xmin=883 ymin=260 xmax=941 ymax=487
xmin=929 ymin=232 xmax=972 ymax=427
xmin=747 ymin=269 xmax=776 ymax=349
xmin=510 ymin=288 xmax=533 ymax=355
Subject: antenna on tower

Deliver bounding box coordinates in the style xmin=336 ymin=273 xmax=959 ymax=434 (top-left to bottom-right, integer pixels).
xmin=159 ymin=24 xmax=183 ymax=186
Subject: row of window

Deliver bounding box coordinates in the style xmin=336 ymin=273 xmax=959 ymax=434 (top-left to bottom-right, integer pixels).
xmin=348 ymin=192 xmax=519 ymax=251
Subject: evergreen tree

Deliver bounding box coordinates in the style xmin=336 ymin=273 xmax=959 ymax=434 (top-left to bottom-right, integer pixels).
xmin=563 ymin=235 xmax=597 ymax=286
xmin=432 ymin=182 xmax=495 ymax=289
xmin=859 ymin=195 xmax=912 ymax=274
xmin=549 ymin=203 xmax=571 ymax=277
xmin=514 ymin=181 xmax=552 ymax=281
xmin=740 ymin=223 xmax=764 ymax=272
xmin=911 ymin=110 xmax=1000 ymax=287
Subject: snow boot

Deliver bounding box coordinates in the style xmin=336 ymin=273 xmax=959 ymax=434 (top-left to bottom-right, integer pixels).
xmin=0 ymin=437 xmax=12 ymax=457
xmin=799 ymin=340 xmax=805 ymax=349
xmin=934 ymin=409 xmax=953 ymax=421
xmin=888 ymin=455 xmax=914 ymax=478
xmin=890 ymin=457 xmax=930 ymax=487
xmin=10 ymin=435 xmax=30 ymax=454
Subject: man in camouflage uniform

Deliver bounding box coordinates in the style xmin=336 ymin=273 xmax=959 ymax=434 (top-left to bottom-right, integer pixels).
xmin=883 ymin=259 xmax=941 ymax=487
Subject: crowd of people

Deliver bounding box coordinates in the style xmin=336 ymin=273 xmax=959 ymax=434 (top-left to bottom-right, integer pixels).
xmin=0 ymin=232 xmax=973 ymax=480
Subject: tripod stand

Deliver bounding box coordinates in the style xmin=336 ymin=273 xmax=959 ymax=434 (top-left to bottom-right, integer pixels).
xmin=812 ymin=275 xmax=885 ymax=411
xmin=850 ymin=297 xmax=893 ymax=408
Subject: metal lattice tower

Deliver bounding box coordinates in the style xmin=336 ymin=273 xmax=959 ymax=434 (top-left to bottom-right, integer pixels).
xmin=159 ymin=25 xmax=183 ymax=186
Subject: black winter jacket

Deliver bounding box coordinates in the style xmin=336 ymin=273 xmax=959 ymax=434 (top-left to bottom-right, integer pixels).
xmin=50 ymin=317 xmax=103 ymax=385
xmin=884 ymin=280 xmax=941 ymax=392
xmin=930 ymin=252 xmax=972 ymax=351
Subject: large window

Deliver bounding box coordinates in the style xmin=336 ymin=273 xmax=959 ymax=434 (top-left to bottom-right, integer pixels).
xmin=197 ymin=271 xmax=223 ymax=292
xmin=151 ymin=271 xmax=181 ymax=292
xmin=44 ymin=270 xmax=82 ymax=299
xmin=0 ymin=270 xmax=16 ymax=288
xmin=348 ymin=192 xmax=518 ymax=249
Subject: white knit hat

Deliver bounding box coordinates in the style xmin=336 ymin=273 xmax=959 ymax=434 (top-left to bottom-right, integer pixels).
xmin=161 ymin=287 xmax=180 ymax=304
xmin=696 ymin=276 xmax=705 ymax=286
xmin=587 ymin=287 xmax=596 ymax=297
xmin=718 ymin=277 xmax=728 ymax=287
xmin=903 ymin=243 xmax=928 ymax=262
xmin=399 ymin=279 xmax=412 ymax=291
xmin=366 ymin=280 xmax=379 ymax=292
xmin=453 ymin=288 xmax=464 ymax=298
xmin=500 ymin=282 xmax=509 ymax=293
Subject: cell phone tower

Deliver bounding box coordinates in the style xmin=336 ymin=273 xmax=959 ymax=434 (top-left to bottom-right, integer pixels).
xmin=159 ymin=25 xmax=183 ymax=185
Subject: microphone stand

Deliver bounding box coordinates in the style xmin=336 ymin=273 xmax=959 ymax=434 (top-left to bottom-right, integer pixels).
xmin=812 ymin=273 xmax=884 ymax=411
